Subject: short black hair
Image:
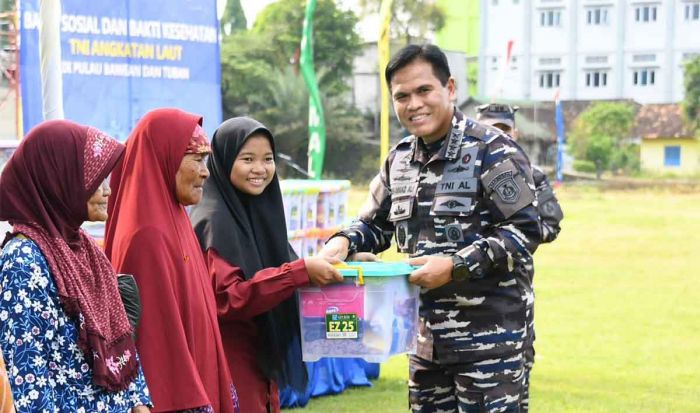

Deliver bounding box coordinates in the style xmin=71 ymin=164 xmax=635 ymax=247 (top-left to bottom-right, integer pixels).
xmin=385 ymin=44 xmax=451 ymax=87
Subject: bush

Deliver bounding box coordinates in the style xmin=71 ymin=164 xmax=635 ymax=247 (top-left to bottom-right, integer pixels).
xmin=610 ymin=144 xmax=641 ymax=175
xmin=573 ymin=159 xmax=597 ymax=173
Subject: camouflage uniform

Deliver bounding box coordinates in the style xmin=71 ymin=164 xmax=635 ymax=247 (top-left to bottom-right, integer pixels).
xmin=335 ymin=109 xmax=541 ymax=412
xmin=532 ymin=167 xmax=563 ymax=244
xmin=475 ymin=102 xmax=565 ymax=413
xmin=520 ymin=166 xmax=563 ymax=413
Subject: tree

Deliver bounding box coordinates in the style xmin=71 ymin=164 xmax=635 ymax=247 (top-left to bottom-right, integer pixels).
xmin=235 ymin=67 xmax=377 ymax=180
xmin=221 ymin=0 xmax=362 ymax=114
xmin=219 ymin=0 xmax=374 ymax=180
xmin=569 ymin=102 xmax=636 ymax=179
xmin=220 ymin=0 xmax=247 ymax=37
xmin=251 ymin=0 xmax=361 ymax=94
xmin=683 ymin=56 xmax=700 ymax=133
xmin=358 ymin=0 xmax=446 ymax=44
xmin=220 ymin=30 xmax=278 ymax=117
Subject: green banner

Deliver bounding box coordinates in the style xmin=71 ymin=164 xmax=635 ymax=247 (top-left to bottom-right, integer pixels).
xmin=300 ymin=0 xmax=325 ymax=180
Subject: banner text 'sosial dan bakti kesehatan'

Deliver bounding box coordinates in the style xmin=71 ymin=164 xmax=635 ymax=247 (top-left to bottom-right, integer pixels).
xmin=20 ymin=0 xmax=222 ymax=140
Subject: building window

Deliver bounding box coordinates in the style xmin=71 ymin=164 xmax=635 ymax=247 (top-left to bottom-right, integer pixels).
xmin=635 ymin=5 xmax=658 ymax=22
xmin=664 ymin=146 xmax=681 ymax=167
xmin=685 ymin=2 xmax=700 ymax=20
xmin=540 ymin=9 xmax=562 ymax=26
xmin=585 ymin=71 xmax=608 ymax=87
xmin=586 ymin=7 xmax=609 ymax=25
xmin=539 ymin=71 xmax=561 ymax=88
xmin=633 ymin=68 xmax=656 ymax=86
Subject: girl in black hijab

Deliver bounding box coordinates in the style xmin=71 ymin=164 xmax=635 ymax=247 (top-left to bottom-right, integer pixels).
xmin=190 ymin=117 xmax=341 ymax=413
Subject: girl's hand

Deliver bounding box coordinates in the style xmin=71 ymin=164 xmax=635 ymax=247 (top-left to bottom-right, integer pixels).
xmin=304 ymin=257 xmax=343 ymax=286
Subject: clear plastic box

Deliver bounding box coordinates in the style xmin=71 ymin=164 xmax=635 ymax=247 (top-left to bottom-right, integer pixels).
xmin=298 ymin=262 xmax=420 ymax=362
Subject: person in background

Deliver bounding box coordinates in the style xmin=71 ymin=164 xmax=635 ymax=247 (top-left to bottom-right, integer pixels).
xmin=0 ymin=120 xmax=151 ymax=412
xmin=477 ymin=102 xmax=564 ymax=412
xmin=320 ymin=44 xmax=542 ymax=412
xmin=104 ymin=109 xmax=238 ymax=413
xmin=190 ymin=117 xmax=342 ymax=413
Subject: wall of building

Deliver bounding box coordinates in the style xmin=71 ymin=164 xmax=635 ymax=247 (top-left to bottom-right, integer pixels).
xmin=477 ymin=0 xmax=700 ymax=103
xmin=640 ymin=138 xmax=700 ymax=174
xmin=435 ymin=0 xmax=481 ymax=96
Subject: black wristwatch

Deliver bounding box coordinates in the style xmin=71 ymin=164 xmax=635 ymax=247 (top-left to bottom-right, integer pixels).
xmin=451 ymin=255 xmax=470 ymax=282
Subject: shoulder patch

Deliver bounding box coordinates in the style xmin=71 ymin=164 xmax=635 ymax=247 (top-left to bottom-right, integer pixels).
xmin=482 ymin=158 xmax=535 ymax=219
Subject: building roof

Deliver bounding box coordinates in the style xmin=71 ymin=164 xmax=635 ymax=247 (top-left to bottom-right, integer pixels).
xmin=631 ymin=104 xmax=696 ymax=140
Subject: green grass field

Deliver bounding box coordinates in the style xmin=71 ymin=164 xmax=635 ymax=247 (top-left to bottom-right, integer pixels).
xmin=300 ymin=186 xmax=700 ymax=413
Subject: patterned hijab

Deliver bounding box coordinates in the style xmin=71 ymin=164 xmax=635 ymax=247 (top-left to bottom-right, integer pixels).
xmin=0 ymin=120 xmax=137 ymax=391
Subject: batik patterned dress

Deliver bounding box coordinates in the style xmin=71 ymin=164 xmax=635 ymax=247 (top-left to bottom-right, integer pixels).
xmin=0 ymin=237 xmax=151 ymax=413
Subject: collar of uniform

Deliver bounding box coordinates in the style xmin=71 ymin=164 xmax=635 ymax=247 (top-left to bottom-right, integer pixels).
xmin=413 ymin=136 xmax=444 ymax=165
xmin=436 ymin=108 xmax=467 ymax=161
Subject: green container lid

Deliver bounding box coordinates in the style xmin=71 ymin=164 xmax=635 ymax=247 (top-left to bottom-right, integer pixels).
xmin=337 ymin=262 xmax=417 ymax=278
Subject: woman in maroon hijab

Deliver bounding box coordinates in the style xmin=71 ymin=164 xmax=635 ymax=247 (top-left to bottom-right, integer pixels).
xmin=0 ymin=120 xmax=151 ymax=412
xmin=104 ymin=108 xmax=238 ymax=413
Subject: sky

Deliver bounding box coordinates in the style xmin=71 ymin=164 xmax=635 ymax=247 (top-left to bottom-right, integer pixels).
xmin=239 ymin=0 xmax=276 ymax=26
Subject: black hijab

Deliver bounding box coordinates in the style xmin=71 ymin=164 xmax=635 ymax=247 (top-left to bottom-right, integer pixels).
xmin=190 ymin=117 xmax=307 ymax=392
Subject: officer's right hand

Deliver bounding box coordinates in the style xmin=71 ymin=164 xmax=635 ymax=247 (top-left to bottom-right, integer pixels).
xmin=407 ymin=255 xmax=453 ymax=289
xmin=317 ymin=236 xmax=350 ymax=261
xmin=304 ymin=256 xmax=343 ymax=286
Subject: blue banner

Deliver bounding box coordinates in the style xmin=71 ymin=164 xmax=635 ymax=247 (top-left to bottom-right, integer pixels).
xmin=19 ymin=0 xmax=221 ymax=140
xmin=555 ymin=98 xmax=565 ymax=183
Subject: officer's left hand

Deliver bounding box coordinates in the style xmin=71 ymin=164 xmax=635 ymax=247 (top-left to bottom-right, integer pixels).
xmin=407 ymin=256 xmax=453 ymax=289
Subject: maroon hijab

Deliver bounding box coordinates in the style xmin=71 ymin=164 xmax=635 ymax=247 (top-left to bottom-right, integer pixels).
xmin=0 ymin=120 xmax=137 ymax=391
xmin=104 ymin=109 xmax=235 ymax=413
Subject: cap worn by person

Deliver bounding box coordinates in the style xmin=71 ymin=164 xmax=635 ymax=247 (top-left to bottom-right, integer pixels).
xmin=476 ymin=103 xmax=519 ymax=130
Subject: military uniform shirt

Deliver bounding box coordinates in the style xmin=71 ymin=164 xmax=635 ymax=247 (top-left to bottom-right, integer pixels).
xmin=532 ymin=166 xmax=563 ymax=243
xmin=336 ymin=109 xmax=542 ymax=364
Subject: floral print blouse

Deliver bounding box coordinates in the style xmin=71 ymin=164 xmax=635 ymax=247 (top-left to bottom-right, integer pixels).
xmin=0 ymin=236 xmax=152 ymax=413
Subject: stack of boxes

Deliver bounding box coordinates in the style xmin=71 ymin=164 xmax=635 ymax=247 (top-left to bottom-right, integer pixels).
xmin=280 ymin=180 xmax=351 ymax=258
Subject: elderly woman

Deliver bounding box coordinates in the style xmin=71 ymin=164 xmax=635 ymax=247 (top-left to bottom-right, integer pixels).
xmin=0 ymin=120 xmax=151 ymax=412
xmin=104 ymin=109 xmax=239 ymax=413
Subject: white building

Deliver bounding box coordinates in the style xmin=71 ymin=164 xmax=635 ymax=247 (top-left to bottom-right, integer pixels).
xmin=478 ymin=0 xmax=700 ymax=103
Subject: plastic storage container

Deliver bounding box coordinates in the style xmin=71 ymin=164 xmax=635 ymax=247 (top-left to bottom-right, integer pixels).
xmin=298 ymin=262 xmax=420 ymax=362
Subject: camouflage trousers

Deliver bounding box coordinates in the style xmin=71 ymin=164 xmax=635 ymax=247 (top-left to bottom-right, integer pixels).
xmin=408 ymin=353 xmax=524 ymax=413
xmin=520 ymin=346 xmax=535 ymax=413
